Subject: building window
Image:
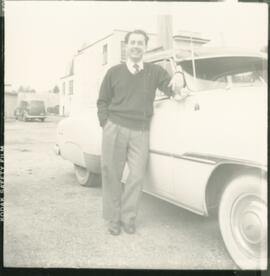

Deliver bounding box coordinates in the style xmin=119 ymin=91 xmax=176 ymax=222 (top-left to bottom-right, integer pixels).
xmin=62 ymin=82 xmax=66 ymax=95
xmin=103 ymin=44 xmax=108 ymax=65
xmin=120 ymin=41 xmax=126 ymax=62
xmin=68 ymin=80 xmax=73 ymax=95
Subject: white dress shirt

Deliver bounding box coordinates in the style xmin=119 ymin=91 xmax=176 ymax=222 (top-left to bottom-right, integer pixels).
xmin=126 ymin=59 xmax=144 ymax=74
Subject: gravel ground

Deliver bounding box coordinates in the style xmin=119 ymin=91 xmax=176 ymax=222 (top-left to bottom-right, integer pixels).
xmin=4 ymin=117 xmax=237 ymax=269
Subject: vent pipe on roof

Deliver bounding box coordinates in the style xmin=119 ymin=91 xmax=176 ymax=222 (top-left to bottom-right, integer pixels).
xmin=157 ymin=15 xmax=173 ymax=50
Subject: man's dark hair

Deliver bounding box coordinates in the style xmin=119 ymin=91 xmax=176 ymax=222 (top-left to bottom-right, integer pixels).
xmin=124 ymin=30 xmax=149 ymax=46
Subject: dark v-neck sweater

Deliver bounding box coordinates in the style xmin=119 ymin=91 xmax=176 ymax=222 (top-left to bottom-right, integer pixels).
xmin=97 ymin=62 xmax=173 ymax=130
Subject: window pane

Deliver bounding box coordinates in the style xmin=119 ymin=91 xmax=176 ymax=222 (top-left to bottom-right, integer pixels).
xmin=69 ymin=80 xmax=73 ymax=95
xmin=62 ymin=82 xmax=66 ymax=95
xmin=103 ymin=44 xmax=108 ymax=65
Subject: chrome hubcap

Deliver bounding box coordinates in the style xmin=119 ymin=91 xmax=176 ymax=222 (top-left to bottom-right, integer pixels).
xmin=231 ymin=194 xmax=267 ymax=258
xmin=240 ymin=201 xmax=266 ymax=245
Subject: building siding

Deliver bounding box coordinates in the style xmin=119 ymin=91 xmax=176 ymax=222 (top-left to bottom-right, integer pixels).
xmin=59 ymin=75 xmax=74 ymax=116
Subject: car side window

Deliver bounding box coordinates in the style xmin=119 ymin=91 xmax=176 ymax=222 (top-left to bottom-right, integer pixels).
xmin=180 ymin=56 xmax=266 ymax=92
xmin=214 ymin=71 xmax=264 ymax=88
xmin=231 ymin=71 xmax=263 ymax=86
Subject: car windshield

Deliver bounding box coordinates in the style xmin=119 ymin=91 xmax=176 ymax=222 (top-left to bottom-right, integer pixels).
xmin=178 ymin=56 xmax=267 ymax=92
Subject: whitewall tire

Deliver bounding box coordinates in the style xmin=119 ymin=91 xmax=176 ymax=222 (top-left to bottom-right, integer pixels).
xmin=219 ymin=174 xmax=267 ymax=269
xmin=74 ymin=164 xmax=101 ymax=187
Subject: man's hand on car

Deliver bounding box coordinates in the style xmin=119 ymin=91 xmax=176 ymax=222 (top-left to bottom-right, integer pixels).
xmin=168 ymin=72 xmax=186 ymax=97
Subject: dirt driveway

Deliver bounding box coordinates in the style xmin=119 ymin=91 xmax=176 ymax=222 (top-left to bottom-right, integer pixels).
xmin=4 ymin=117 xmax=237 ymax=269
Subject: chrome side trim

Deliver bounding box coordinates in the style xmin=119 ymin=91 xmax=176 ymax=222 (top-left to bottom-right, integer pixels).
xmin=181 ymin=155 xmax=216 ymax=164
xmin=149 ymin=149 xmax=266 ymax=169
xmin=185 ymin=152 xmax=266 ymax=169
xmin=149 ymin=149 xmax=216 ymax=165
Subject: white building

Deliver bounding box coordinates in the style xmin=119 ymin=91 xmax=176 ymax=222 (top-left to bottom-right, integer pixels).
xmin=59 ymin=62 xmax=74 ymax=116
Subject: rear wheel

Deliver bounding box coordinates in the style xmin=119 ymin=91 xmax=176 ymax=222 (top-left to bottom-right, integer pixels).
xmin=74 ymin=164 xmax=101 ymax=187
xmin=219 ymin=174 xmax=267 ymax=269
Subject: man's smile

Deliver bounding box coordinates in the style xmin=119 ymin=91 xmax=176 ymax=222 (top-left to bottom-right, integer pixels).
xmin=130 ymin=48 xmax=142 ymax=54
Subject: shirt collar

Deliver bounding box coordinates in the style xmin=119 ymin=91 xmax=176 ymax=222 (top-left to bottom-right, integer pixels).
xmin=126 ymin=59 xmax=144 ymax=74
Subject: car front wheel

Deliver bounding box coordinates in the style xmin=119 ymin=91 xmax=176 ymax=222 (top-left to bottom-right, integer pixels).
xmin=219 ymin=174 xmax=267 ymax=269
xmin=74 ymin=164 xmax=101 ymax=187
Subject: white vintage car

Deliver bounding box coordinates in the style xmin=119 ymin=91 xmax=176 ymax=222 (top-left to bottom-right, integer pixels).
xmin=55 ymin=47 xmax=267 ymax=269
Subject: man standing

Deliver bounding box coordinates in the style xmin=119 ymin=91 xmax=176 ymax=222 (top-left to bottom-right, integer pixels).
xmin=97 ymin=29 xmax=184 ymax=235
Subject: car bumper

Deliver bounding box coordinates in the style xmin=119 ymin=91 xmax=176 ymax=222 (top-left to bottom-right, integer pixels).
xmin=25 ymin=114 xmax=46 ymax=119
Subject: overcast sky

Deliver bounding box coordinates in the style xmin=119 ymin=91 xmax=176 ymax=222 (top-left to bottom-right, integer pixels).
xmin=5 ymin=1 xmax=268 ymax=91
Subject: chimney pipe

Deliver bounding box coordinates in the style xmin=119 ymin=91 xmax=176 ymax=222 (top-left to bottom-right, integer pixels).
xmin=157 ymin=15 xmax=173 ymax=50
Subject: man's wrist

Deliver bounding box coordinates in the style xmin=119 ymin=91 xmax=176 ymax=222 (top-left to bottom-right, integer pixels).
xmin=174 ymin=71 xmax=186 ymax=88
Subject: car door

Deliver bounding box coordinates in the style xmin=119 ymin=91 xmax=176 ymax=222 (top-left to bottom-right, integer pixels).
xmin=168 ymin=89 xmax=218 ymax=213
xmin=173 ymin=89 xmax=223 ymax=155
xmin=171 ymin=63 xmax=267 ymax=212
xmin=143 ymin=59 xmax=178 ymax=198
xmin=145 ymin=67 xmax=218 ymax=213
xmin=145 ymin=98 xmax=180 ymax=198
xmin=174 ymin=70 xmax=267 ymax=160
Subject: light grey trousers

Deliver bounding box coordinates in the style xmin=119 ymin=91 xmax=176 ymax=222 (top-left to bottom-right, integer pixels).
xmin=101 ymin=120 xmax=149 ymax=224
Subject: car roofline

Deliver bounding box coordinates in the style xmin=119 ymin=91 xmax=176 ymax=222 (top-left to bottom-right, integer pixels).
xmin=144 ymin=47 xmax=266 ymax=63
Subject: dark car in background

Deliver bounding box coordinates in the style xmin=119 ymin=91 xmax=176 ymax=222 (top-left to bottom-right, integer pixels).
xmin=14 ymin=100 xmax=47 ymax=122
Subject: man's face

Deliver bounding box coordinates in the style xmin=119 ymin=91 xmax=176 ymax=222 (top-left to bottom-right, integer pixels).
xmin=125 ymin=33 xmax=147 ymax=62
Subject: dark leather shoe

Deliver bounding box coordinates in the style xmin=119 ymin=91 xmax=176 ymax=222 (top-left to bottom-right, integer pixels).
xmin=108 ymin=221 xmax=121 ymax=236
xmin=122 ymin=223 xmax=136 ymax=234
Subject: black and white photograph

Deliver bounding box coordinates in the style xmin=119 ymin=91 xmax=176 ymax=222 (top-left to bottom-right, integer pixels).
xmin=3 ymin=0 xmax=268 ymax=270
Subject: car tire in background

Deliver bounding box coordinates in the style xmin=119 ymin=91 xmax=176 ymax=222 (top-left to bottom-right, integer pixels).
xmin=74 ymin=164 xmax=101 ymax=187
xmin=22 ymin=112 xmax=28 ymax=122
xmin=218 ymin=174 xmax=267 ymax=270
